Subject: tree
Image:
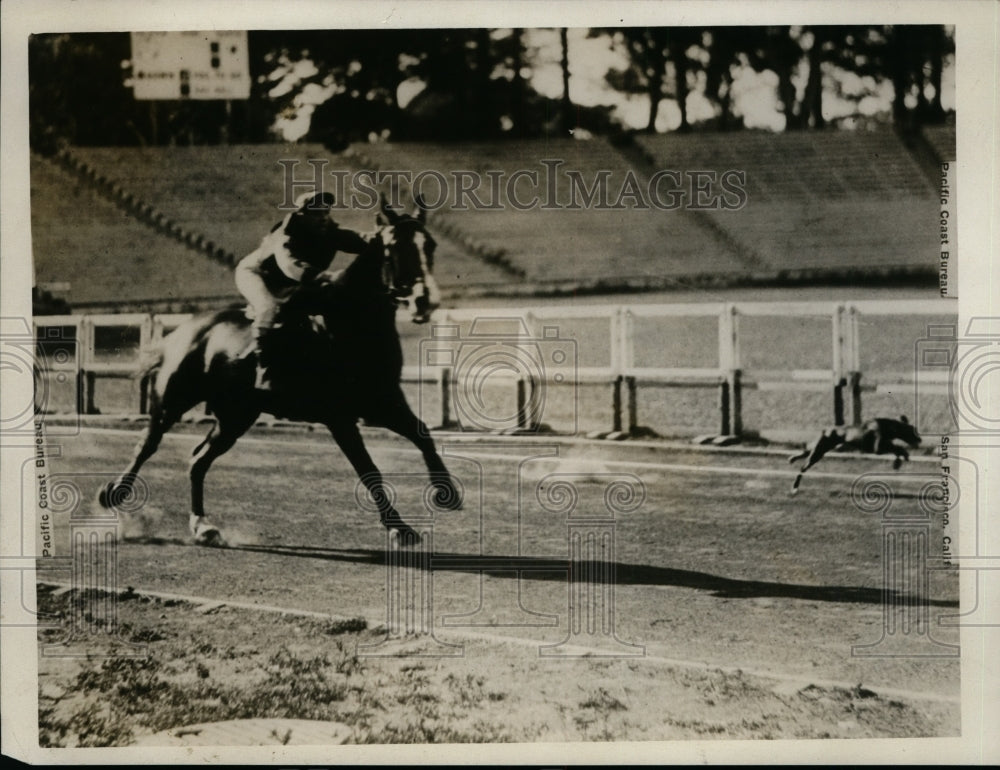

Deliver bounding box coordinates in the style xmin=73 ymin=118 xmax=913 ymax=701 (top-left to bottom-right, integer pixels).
xmin=886 ymin=25 xmax=954 ymax=129
xmin=560 ymin=28 xmax=574 ymax=131
xmin=668 ymin=28 xmax=701 ymax=132
xmin=702 ymin=27 xmax=741 ymax=130
xmin=752 ymin=27 xmax=809 ymax=130
xmin=30 ymin=33 xmax=141 ymax=151
xmin=601 ymin=28 xmax=671 ymax=133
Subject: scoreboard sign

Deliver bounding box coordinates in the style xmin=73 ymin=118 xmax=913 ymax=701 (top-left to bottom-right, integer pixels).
xmin=131 ymin=31 xmax=251 ymax=100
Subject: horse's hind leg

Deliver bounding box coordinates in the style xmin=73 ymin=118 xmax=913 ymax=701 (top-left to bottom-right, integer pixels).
xmin=188 ymin=409 xmax=258 ymax=545
xmin=373 ymin=397 xmax=462 ymax=510
xmin=326 ymin=418 xmax=422 ymax=543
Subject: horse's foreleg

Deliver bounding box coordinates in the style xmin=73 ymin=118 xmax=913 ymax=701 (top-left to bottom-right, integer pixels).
xmin=98 ymin=407 xmax=177 ymax=509
xmin=327 ymin=419 xmax=421 ymax=541
xmin=188 ymin=413 xmax=256 ymax=545
xmin=375 ymin=400 xmax=462 ymax=510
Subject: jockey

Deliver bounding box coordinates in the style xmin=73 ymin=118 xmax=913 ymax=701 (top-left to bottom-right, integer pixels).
xmin=235 ymin=190 xmax=367 ymax=391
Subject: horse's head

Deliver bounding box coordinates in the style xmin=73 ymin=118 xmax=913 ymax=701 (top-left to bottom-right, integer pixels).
xmin=376 ymin=194 xmax=441 ymax=324
xmin=896 ymin=415 xmax=922 ymax=447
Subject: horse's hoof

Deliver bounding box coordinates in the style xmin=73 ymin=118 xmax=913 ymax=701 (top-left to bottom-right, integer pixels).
xmin=97 ymin=483 xmax=114 ymax=509
xmin=789 ymin=487 xmax=799 ymax=497
xmin=193 ymin=525 xmax=225 ymax=547
xmin=189 ymin=515 xmax=225 ymax=547
xmin=195 ymin=528 xmax=225 ymax=547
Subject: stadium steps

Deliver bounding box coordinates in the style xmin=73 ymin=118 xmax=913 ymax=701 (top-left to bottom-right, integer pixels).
xmin=52 ymin=147 xmax=241 ymax=268
xmin=351 ymin=139 xmax=750 ymax=284
xmin=634 ymin=129 xmax=935 ymax=203
xmin=68 ymin=144 xmax=511 ymax=290
xmin=342 ymin=144 xmax=526 ymax=279
xmin=30 ymin=152 xmax=239 ymax=308
xmin=908 ymin=123 xmax=956 ymax=190
xmin=612 ymin=139 xmax=765 ymax=271
xmin=634 ymin=130 xmax=938 ymax=274
xmin=921 ymin=124 xmax=956 ymax=165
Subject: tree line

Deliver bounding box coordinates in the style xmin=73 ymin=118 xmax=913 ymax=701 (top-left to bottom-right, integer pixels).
xmin=28 ymin=25 xmax=953 ymax=152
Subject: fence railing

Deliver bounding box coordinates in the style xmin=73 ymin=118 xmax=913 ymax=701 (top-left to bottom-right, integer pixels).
xmin=33 ymin=299 xmax=954 ymax=436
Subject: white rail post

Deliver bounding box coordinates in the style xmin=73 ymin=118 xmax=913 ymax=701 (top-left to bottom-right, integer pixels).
xmin=847 ymin=304 xmax=863 ymax=425
xmin=77 ymin=316 xmax=95 ymax=415
xmin=614 ymin=306 xmax=634 ymax=434
xmin=833 ymin=303 xmax=847 ymax=425
xmin=718 ymin=304 xmax=741 ymax=436
xmin=436 ymin=309 xmax=454 ymax=430
xmin=518 ymin=310 xmax=534 ymax=431
xmin=609 ymin=307 xmax=620 ymax=433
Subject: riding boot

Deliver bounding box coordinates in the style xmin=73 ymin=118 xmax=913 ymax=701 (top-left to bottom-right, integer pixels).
xmin=253 ymin=328 xmax=274 ymax=392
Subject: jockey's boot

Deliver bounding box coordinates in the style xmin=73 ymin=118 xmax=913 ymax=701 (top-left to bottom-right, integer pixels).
xmin=252 ymin=327 xmax=274 ymax=392
xmin=254 ymin=362 xmax=272 ymax=392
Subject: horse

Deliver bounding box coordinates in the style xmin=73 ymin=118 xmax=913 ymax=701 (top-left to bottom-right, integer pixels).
xmin=97 ymin=196 xmax=460 ymax=544
xmin=788 ymin=415 xmax=922 ymax=495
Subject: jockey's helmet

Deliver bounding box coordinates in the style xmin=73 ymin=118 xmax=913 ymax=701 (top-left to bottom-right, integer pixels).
xmin=294 ymin=190 xmax=336 ymax=216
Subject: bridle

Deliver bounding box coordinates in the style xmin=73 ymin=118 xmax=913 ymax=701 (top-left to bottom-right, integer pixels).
xmin=377 ymin=195 xmax=440 ymax=323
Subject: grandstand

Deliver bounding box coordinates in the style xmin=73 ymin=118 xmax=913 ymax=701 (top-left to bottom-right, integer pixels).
xmin=30 ymin=153 xmax=237 ymax=309
xmin=349 ymin=139 xmax=747 ymax=282
xmin=921 ymin=124 xmax=957 ymax=164
xmin=633 ymin=128 xmax=940 ymax=272
xmin=31 ymin=128 xmax=951 ymax=309
xmin=55 ymin=144 xmax=510 ymax=304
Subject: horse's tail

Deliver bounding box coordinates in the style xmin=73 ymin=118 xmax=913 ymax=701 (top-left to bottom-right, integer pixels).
xmin=148 ymin=313 xmax=224 ymax=399
xmin=136 ymin=340 xmax=165 ymax=381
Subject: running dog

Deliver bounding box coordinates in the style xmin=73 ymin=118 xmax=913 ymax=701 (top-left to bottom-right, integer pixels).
xmin=788 ymin=416 xmax=922 ymax=494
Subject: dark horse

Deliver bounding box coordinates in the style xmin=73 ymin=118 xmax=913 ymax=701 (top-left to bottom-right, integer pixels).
xmin=98 ymin=197 xmax=459 ymax=544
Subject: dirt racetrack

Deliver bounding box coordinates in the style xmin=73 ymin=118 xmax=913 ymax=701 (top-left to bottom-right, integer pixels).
xmin=36 ymin=425 xmax=960 ymax=744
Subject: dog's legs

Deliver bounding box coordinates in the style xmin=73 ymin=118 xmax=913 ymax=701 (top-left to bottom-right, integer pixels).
xmin=788 ymin=448 xmax=810 ymax=465
xmin=790 ymin=432 xmax=841 ymax=495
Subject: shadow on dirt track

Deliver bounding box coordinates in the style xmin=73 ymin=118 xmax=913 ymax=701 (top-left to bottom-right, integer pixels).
xmin=139 ymin=540 xmax=957 ymax=608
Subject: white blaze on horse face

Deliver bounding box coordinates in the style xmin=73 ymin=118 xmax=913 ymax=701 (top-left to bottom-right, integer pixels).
xmin=407 ymin=231 xmax=440 ymax=323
